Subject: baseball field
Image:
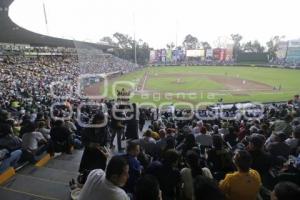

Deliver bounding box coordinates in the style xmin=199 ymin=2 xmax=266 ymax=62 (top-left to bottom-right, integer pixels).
xmin=83 ymin=66 xmax=300 ymax=105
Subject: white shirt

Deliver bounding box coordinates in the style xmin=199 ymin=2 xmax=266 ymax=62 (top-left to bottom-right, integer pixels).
xmin=78 ymin=169 xmax=129 ymax=200
xmin=22 ymin=131 xmax=45 ymax=151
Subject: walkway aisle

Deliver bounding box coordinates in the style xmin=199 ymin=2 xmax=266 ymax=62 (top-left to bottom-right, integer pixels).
xmin=0 ymin=150 xmax=83 ymax=200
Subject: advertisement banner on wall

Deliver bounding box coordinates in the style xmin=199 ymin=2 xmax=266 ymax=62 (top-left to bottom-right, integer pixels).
xmin=186 ymin=50 xmax=203 ymax=57
xmin=149 ymin=50 xmax=156 ymax=63
xmin=288 ymin=40 xmax=300 ymax=48
xmin=166 ymin=49 xmax=172 ymax=62
xmin=206 ymin=49 xmax=213 ymax=58
xmin=276 ymin=42 xmax=288 ymax=59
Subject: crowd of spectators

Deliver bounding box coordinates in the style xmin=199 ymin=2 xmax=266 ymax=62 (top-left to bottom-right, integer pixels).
xmin=0 ymin=46 xmax=299 ymax=200
xmin=0 ymin=47 xmax=141 ymax=174
xmin=76 ymin=96 xmax=300 ymax=200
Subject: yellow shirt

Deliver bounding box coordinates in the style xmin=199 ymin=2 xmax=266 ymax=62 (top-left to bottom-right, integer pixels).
xmin=219 ymin=169 xmax=261 ymax=200
xmin=151 ymin=131 xmax=160 ymax=140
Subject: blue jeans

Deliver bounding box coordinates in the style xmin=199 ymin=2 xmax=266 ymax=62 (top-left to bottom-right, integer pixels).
xmin=0 ymin=150 xmax=22 ymax=173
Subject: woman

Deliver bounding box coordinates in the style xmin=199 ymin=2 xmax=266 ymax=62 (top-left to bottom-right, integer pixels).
xmin=181 ymin=150 xmax=213 ymax=200
xmin=125 ymin=103 xmax=139 ymax=140
xmin=78 ymin=112 xmax=109 ymax=175
xmin=207 ymin=134 xmax=234 ymax=180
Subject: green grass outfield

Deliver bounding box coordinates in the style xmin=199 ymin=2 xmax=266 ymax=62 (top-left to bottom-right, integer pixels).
xmin=98 ymin=66 xmax=300 ymax=106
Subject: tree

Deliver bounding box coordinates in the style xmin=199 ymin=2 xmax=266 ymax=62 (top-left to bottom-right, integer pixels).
xmin=252 ymin=40 xmax=265 ymax=53
xmin=242 ymin=41 xmax=253 ymax=52
xmin=166 ymin=42 xmax=175 ymax=50
xmin=102 ymin=32 xmax=151 ymax=65
xmin=200 ymin=41 xmax=211 ymax=50
xmin=242 ymin=40 xmax=265 ymax=53
xmin=266 ymin=36 xmax=284 ymax=61
xmin=182 ymin=34 xmax=200 ymax=50
xmin=113 ymin=32 xmax=133 ymax=49
xmin=231 ymin=34 xmax=243 ymax=60
xmin=100 ymin=36 xmax=116 ymax=46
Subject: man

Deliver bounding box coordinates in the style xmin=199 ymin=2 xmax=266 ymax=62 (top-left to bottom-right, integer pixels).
xmin=50 ymin=120 xmax=72 ymax=154
xmin=219 ymin=150 xmax=261 ymax=200
xmin=195 ymin=127 xmax=213 ymax=147
xmin=271 ymin=182 xmax=300 ymax=200
xmin=271 ymin=115 xmax=293 ymax=137
xmin=194 ymin=175 xmax=225 ymax=200
xmin=139 ymin=130 xmax=156 ymax=156
xmin=78 ymin=155 xmax=130 ymax=200
xmin=146 ymin=149 xmax=181 ymax=200
xmin=0 ymin=148 xmax=22 ymax=173
xmin=192 ymin=121 xmax=203 ymax=135
xmin=247 ymin=134 xmax=272 ymax=181
xmin=134 ymin=175 xmax=162 ymax=200
xmin=266 ymin=132 xmax=290 ymax=159
xmin=110 ymin=110 xmax=125 ymax=152
xmin=285 ymin=125 xmax=300 ymax=155
xmin=123 ymin=141 xmax=142 ymax=193
xmin=21 ymin=122 xmax=49 ymax=162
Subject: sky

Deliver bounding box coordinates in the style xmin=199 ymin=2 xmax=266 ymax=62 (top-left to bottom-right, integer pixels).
xmin=8 ymin=0 xmax=300 ymax=49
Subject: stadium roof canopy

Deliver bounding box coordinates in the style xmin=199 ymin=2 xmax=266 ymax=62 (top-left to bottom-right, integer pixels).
xmin=0 ymin=0 xmax=112 ymax=50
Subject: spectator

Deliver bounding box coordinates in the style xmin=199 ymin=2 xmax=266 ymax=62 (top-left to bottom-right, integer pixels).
xmin=0 ymin=148 xmax=22 ymax=173
xmin=123 ymin=141 xmax=142 ymax=193
xmin=194 ymin=175 xmax=225 ymax=200
xmin=139 ymin=129 xmax=156 ymax=156
xmin=21 ymin=122 xmax=48 ymax=162
xmin=223 ymin=126 xmax=238 ymax=148
xmin=36 ymin=121 xmax=51 ymax=140
xmin=285 ymin=125 xmax=300 ymax=155
xmin=0 ymin=124 xmax=22 ymax=151
xmin=79 ymin=113 xmax=109 ymax=173
xmin=110 ymin=110 xmax=125 ymax=152
xmin=177 ymin=133 xmax=197 ymax=157
xmin=78 ymin=155 xmax=130 ymax=200
xmin=247 ymin=134 xmax=272 ymax=181
xmin=207 ymin=134 xmax=234 ymax=180
xmin=195 ymin=126 xmax=213 ymax=152
xmin=146 ymin=149 xmax=181 ymax=200
xmin=271 ymin=182 xmax=300 ymax=200
xmin=138 ymin=110 xmax=146 ymax=132
xmin=50 ymin=120 xmax=72 ymax=154
xmin=181 ymin=150 xmax=213 ymax=200
xmin=156 ymin=129 xmax=167 ymax=154
xmin=134 ymin=175 xmax=162 ymax=200
xmin=125 ymin=104 xmax=139 ymax=140
xmin=266 ymin=132 xmax=290 ymax=159
xmin=219 ymin=150 xmax=261 ymax=200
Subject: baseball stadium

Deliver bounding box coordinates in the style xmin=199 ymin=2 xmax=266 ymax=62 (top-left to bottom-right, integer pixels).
xmin=0 ymin=0 xmax=300 ymax=200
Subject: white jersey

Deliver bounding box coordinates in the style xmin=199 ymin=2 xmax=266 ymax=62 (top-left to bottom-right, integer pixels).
xmin=78 ymin=169 xmax=129 ymax=200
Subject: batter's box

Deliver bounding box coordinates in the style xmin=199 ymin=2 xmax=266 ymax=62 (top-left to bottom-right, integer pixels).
xmin=77 ymin=74 xmax=108 ymax=99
